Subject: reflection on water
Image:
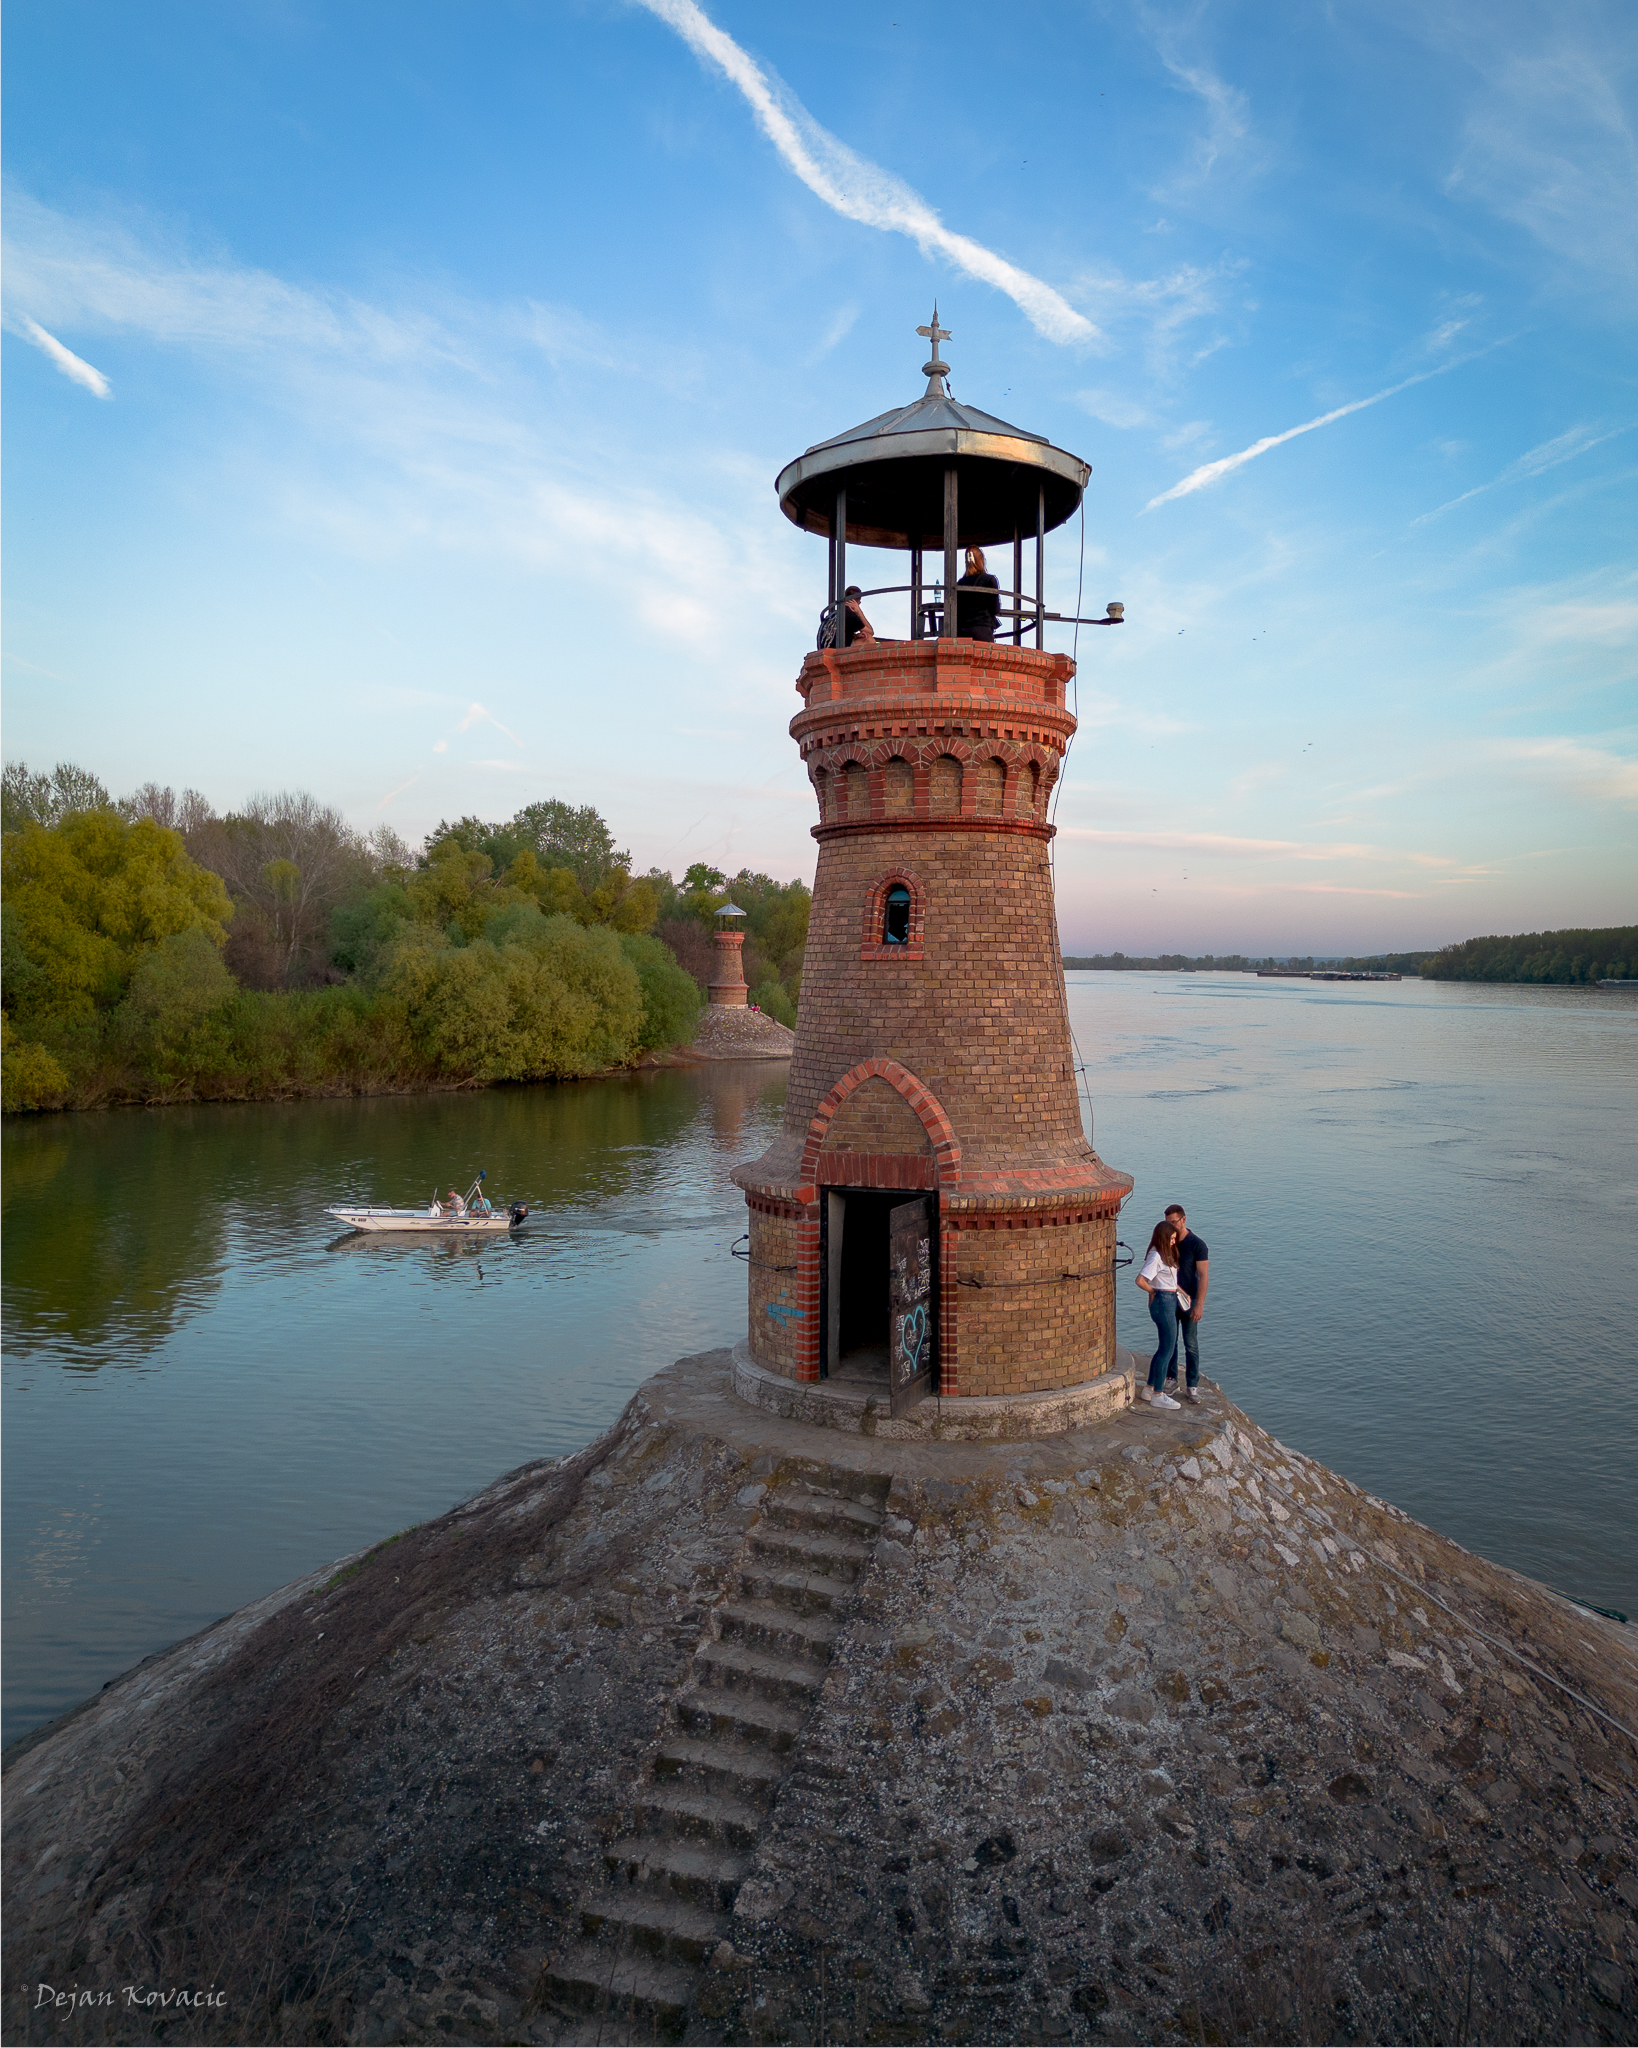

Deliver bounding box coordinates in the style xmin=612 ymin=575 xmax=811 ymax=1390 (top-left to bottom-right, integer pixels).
xmin=4 ymin=980 xmax=1636 ymax=1751
xmin=1 ymin=1121 xmax=229 ymax=1364
xmin=2 ymin=1062 xmax=788 ymax=1746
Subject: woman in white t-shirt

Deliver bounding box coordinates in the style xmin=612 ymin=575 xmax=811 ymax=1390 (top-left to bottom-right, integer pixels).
xmin=1135 ymin=1220 xmax=1191 ymax=1410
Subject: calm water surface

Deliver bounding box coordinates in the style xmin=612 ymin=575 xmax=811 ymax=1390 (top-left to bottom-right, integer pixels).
xmin=3 ymin=977 xmax=1635 ymax=1747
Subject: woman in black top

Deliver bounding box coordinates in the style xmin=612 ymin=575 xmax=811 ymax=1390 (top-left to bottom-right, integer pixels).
xmin=955 ymin=547 xmax=999 ymax=641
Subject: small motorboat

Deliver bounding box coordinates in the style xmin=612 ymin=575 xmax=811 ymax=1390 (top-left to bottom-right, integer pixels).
xmin=327 ymin=1172 xmax=529 ymax=1236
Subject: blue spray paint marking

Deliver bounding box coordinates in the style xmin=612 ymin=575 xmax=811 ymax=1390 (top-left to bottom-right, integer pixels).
xmin=766 ymin=1288 xmax=805 ymax=1327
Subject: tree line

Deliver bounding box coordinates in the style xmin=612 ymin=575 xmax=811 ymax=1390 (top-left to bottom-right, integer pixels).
xmin=1064 ymin=933 xmax=1632 ymax=982
xmin=1060 ymin=952 xmax=1432 ymax=973
xmin=1420 ymin=926 xmax=1635 ymax=985
xmin=1 ymin=763 xmax=810 ymax=1113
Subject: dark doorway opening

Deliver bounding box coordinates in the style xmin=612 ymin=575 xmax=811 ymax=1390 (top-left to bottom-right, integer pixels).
xmin=822 ymin=1189 xmax=900 ymax=1382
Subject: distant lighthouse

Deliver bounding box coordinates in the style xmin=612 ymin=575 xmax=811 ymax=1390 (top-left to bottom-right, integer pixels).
xmin=733 ymin=314 xmax=1133 ymax=1417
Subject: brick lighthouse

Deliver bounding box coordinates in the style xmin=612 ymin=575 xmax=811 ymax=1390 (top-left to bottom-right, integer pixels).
xmin=734 ymin=314 xmax=1133 ymax=1421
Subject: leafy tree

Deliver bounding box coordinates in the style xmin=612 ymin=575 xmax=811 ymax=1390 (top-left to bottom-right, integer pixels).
xmin=120 ymin=929 xmax=236 ymax=1056
xmin=619 ymin=932 xmax=702 ymax=1051
xmin=2 ymin=761 xmax=114 ymax=833
xmin=1422 ymin=926 xmax=1637 ymax=985
xmin=507 ymin=799 xmax=629 ymax=888
xmin=653 ymin=916 xmax=715 ymax=993
xmin=191 ymin=792 xmax=373 ymax=987
xmin=385 ymin=914 xmax=645 ymax=1080
xmin=0 ymin=1016 xmax=70 ymax=1111
xmin=682 ymin=862 xmax=726 ymax=892
xmin=423 ymin=814 xmax=523 ymax=876
xmin=749 ymin=976 xmax=797 ymax=1028
xmin=119 ymin=782 xmax=217 ymax=835
xmin=2 ymin=810 xmax=232 ymax=1024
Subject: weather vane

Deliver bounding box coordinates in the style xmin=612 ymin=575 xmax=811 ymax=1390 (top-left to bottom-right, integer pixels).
xmin=916 ymin=305 xmax=952 ymax=395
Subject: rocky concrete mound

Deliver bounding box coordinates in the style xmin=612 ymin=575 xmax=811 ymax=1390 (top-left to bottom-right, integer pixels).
xmin=4 ymin=1350 xmax=1635 ymax=2045
xmin=686 ymin=1007 xmax=796 ymax=1060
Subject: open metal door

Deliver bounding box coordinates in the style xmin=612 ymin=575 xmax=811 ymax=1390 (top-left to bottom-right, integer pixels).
xmin=889 ymin=1196 xmax=936 ymax=1417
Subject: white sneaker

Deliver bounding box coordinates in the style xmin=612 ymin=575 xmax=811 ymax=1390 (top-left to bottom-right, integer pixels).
xmin=1139 ymin=1386 xmax=1154 ymax=1403
xmin=1153 ymin=1392 xmax=1181 ymax=1410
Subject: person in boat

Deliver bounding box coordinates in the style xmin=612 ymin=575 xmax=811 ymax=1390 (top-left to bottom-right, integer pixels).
xmin=446 ymin=1187 xmax=467 ymax=1215
xmin=956 ymin=547 xmax=1000 ymax=642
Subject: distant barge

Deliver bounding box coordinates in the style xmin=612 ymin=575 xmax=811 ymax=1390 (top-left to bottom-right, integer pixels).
xmin=1256 ymin=969 xmax=1403 ymax=982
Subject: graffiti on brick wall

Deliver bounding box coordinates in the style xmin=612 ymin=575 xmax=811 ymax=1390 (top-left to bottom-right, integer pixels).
xmin=766 ymin=1288 xmax=804 ymax=1328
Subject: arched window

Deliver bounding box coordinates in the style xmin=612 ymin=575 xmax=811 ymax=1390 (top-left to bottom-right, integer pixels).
xmin=861 ymin=870 xmax=923 ymax=960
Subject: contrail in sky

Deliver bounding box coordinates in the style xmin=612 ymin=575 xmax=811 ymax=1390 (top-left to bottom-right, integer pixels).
xmin=1145 ymin=352 xmax=1484 ymax=511
xmin=632 ymin=0 xmax=1096 ymax=346
xmin=16 ymin=317 xmax=111 ymax=397
xmin=459 ymin=701 xmax=524 ymax=748
xmin=1409 ymin=423 xmax=1633 ymax=526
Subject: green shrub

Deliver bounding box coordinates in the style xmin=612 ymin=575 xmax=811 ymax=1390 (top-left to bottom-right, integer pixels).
xmin=749 ymin=977 xmax=797 ymax=1028
xmin=0 ymin=1018 xmax=71 ymax=1112
xmin=619 ymin=933 xmax=702 ymax=1051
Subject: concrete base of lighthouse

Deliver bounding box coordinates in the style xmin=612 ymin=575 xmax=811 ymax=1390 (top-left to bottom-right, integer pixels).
xmin=732 ymin=1337 xmax=1137 ymax=1441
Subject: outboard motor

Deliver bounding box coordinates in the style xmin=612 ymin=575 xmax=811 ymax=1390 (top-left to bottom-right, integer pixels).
xmin=508 ymin=1202 xmax=530 ymax=1227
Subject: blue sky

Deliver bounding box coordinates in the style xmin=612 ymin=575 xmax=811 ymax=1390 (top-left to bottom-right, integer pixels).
xmin=4 ymin=0 xmax=1634 ymax=954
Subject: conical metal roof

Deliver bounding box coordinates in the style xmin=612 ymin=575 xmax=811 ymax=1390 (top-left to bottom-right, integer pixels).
xmin=775 ymin=313 xmax=1090 ymax=551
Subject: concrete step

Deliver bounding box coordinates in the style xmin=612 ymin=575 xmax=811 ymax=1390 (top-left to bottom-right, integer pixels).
xmin=747 ymin=1524 xmax=874 ymax=1579
xmin=652 ymin=1733 xmax=784 ymax=1805
xmin=581 ymin=1890 xmax=728 ymax=1967
xmin=736 ymin=1561 xmax=858 ymax=1617
xmin=544 ymin=1942 xmax=694 ymax=2037
xmin=633 ymin=1782 xmax=764 ymax=1854
xmin=694 ymin=1636 xmax=827 ymax=1709
xmin=716 ymin=1597 xmax=839 ymax=1663
xmin=776 ymin=1459 xmax=893 ymax=1510
xmin=606 ymin=1834 xmax=749 ymax=1912
xmin=674 ymin=1683 xmax=805 ymax=1750
xmin=762 ymin=1488 xmax=885 ymax=1540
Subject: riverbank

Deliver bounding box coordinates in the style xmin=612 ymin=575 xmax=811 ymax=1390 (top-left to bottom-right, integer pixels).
xmin=6 ymin=1347 xmax=1634 ymax=2045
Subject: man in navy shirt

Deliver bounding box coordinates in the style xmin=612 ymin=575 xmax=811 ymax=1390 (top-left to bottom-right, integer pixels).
xmin=1163 ymin=1203 xmax=1208 ymax=1403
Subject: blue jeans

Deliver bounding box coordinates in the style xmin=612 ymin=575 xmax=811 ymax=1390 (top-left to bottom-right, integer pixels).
xmin=1166 ymin=1311 xmax=1200 ymax=1390
xmin=1147 ymin=1292 xmax=1179 ymax=1392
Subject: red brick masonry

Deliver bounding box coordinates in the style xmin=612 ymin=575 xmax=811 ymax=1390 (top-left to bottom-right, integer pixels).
xmin=733 ymin=639 xmax=1133 ymax=1397
xmin=708 ymin=927 xmax=749 ymax=1007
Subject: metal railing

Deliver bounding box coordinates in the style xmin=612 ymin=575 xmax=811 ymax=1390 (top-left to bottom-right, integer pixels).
xmin=819 ymin=584 xmax=1122 ymax=646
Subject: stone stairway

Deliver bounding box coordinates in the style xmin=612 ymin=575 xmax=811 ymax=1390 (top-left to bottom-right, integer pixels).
xmin=540 ymin=1460 xmax=891 ymax=2041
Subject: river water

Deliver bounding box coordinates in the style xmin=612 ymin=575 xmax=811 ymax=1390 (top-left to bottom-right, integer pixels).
xmin=3 ymin=974 xmax=1634 ymax=1747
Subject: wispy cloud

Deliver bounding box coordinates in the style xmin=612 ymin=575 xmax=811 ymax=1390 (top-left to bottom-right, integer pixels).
xmin=1445 ymin=37 xmax=1638 ymax=299
xmin=1 ymin=191 xmax=818 ymax=660
xmin=12 ymin=316 xmax=111 ymax=397
xmin=376 ymin=775 xmax=418 ymax=810
xmin=1489 ymin=736 xmax=1638 ymax=807
xmin=1060 ymin=828 xmax=1378 ymax=861
xmin=1150 ymin=44 xmax=1251 ymax=191
xmin=1411 ymin=422 xmax=1634 ymax=525
xmin=458 ymin=702 xmax=524 ymax=748
xmin=1145 ymin=349 xmax=1488 ymax=510
xmin=630 ymin=0 xmax=1095 ymax=345
xmin=1078 ymin=389 xmax=1152 ymax=431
